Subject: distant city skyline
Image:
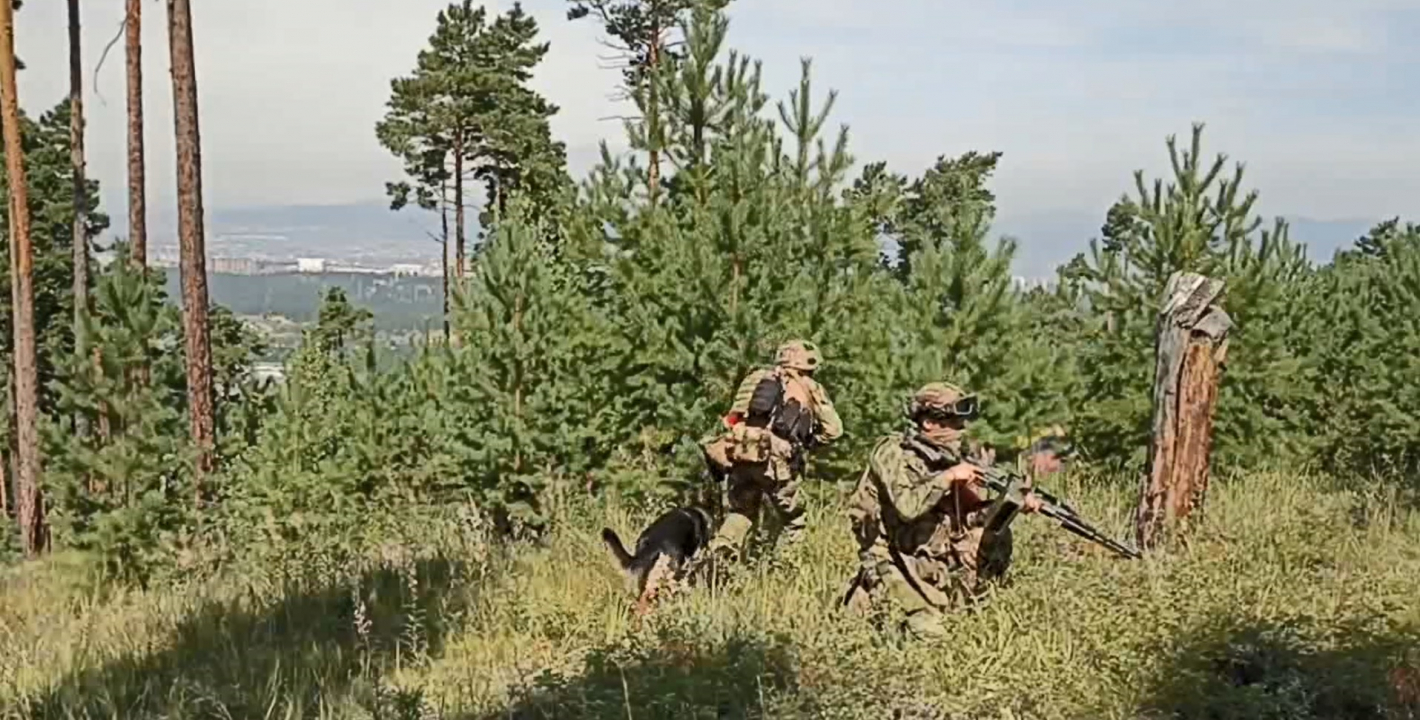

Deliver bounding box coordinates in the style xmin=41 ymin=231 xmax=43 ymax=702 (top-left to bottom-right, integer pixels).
xmin=98 ymin=197 xmax=1384 ymax=280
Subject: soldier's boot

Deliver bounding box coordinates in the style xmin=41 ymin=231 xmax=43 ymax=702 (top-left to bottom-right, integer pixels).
xmin=777 ymin=507 xmax=807 ymax=548
xmin=692 ymin=513 xmax=752 ymax=583
xmin=903 ymin=609 xmax=949 ymax=641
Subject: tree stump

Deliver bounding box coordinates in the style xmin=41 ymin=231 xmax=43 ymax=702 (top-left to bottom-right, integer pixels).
xmin=1134 ymin=271 xmax=1233 ymax=550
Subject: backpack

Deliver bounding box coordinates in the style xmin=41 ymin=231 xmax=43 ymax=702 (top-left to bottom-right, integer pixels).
xmin=743 ymin=370 xmax=815 ymax=445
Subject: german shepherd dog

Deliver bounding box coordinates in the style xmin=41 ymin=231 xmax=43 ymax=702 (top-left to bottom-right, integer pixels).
xmin=601 ymin=505 xmax=713 ymax=616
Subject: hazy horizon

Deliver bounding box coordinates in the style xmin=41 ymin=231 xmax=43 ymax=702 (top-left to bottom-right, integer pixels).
xmin=13 ymin=1 xmax=1417 ymax=219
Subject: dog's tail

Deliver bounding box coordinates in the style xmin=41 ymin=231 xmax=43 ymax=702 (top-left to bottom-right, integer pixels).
xmin=600 ymin=527 xmax=635 ymax=571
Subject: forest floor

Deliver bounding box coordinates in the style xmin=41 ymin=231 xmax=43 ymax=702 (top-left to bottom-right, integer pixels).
xmin=4 ymin=471 xmax=1420 ymax=719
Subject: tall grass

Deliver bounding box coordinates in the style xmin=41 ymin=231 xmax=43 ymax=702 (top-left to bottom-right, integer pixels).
xmin=3 ymin=472 xmax=1418 ymax=719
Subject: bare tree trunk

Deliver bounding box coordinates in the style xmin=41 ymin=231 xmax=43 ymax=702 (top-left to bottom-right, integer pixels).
xmin=126 ymin=0 xmax=147 ymax=266
xmin=126 ymin=0 xmax=150 ymax=398
xmin=450 ymin=133 xmax=465 ymax=348
xmin=440 ymin=178 xmax=449 ymax=341
xmin=645 ymin=19 xmax=661 ymax=202
xmin=453 ymin=132 xmax=465 ymax=278
xmin=0 ymin=447 xmax=8 ymax=518
xmin=166 ymin=0 xmax=216 ymax=494
xmin=1 ymin=372 xmax=11 ymax=519
xmin=1134 ymin=272 xmax=1232 ymax=551
xmin=1 ymin=0 xmax=47 ymax=556
xmin=68 ymin=0 xmax=94 ymax=446
xmin=69 ymin=0 xmax=89 ymax=320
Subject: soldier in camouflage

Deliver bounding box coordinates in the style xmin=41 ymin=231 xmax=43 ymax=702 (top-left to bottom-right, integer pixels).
xmin=841 ymin=382 xmax=1050 ymax=640
xmin=700 ymin=340 xmax=843 ymax=562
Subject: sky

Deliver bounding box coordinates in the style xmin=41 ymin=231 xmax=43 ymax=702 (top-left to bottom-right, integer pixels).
xmin=12 ymin=0 xmax=1419 ymax=240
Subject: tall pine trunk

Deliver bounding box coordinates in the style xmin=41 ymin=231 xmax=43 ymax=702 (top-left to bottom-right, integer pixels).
xmin=69 ymin=0 xmax=98 ymax=453
xmin=451 ymin=132 xmax=465 ymax=348
xmin=2 ymin=371 xmax=13 ymax=519
xmin=126 ymin=0 xmax=146 ymax=266
xmin=453 ymin=131 xmax=466 ymax=278
xmin=440 ymin=177 xmax=450 ymax=341
xmin=166 ymin=0 xmax=216 ymax=492
xmin=69 ymin=0 xmax=88 ymax=322
xmin=645 ymin=18 xmax=661 ymax=201
xmin=1 ymin=0 xmax=46 ymax=555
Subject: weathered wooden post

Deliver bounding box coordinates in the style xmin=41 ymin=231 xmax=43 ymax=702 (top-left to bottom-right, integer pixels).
xmin=1134 ymin=271 xmax=1233 ymax=550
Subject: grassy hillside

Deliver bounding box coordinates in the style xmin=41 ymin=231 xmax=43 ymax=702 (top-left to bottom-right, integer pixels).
xmin=3 ymin=471 xmax=1418 ymax=719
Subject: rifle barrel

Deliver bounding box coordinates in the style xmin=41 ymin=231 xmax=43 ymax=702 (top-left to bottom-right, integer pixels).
xmin=975 ymin=461 xmax=1141 ymax=559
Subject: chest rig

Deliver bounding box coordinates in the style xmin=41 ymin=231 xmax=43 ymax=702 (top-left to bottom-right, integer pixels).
xmin=899 ymin=434 xmax=986 ymax=546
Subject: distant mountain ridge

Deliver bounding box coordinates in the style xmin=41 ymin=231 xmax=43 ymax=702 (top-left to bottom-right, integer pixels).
xmin=994 ymin=211 xmax=1380 ymax=278
xmin=103 ymin=200 xmax=1381 ymax=276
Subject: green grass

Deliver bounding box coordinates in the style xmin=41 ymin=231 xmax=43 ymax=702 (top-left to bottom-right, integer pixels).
xmin=3 ymin=471 xmax=1419 ymax=719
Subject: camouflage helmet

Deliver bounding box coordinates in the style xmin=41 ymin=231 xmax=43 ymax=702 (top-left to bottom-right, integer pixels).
xmin=908 ymin=382 xmax=980 ymax=422
xmin=775 ymin=339 xmax=822 ymax=372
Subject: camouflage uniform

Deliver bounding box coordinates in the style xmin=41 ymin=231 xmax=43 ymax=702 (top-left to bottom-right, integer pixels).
xmin=701 ymin=340 xmax=843 ymax=559
xmin=842 ymin=382 xmax=1011 ymax=640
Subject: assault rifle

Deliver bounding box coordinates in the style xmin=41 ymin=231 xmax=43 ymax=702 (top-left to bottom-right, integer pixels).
xmin=972 ymin=461 xmax=1141 ymax=559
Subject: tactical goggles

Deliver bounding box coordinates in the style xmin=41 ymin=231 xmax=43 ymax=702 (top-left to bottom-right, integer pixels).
xmin=917 ymin=394 xmax=980 ymax=422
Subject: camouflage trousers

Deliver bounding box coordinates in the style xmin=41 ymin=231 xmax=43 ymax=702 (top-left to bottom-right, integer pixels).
xmin=843 ymin=527 xmax=1013 ymax=640
xmin=706 ymin=461 xmax=805 ymax=559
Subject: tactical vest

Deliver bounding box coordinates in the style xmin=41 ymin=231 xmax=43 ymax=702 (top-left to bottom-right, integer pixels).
xmin=852 ymin=433 xmax=975 ymax=558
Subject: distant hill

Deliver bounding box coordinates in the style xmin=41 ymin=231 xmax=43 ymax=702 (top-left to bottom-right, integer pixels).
xmin=106 ymin=201 xmax=1379 ymax=279
xmin=993 ymin=211 xmax=1379 ymax=278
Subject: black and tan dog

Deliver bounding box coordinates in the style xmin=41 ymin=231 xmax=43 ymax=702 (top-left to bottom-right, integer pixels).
xmin=601 ymin=505 xmax=713 ymax=616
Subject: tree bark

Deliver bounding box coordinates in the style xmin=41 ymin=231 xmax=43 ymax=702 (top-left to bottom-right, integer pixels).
xmin=1134 ymin=271 xmax=1232 ymax=550
xmin=644 ymin=16 xmax=661 ymax=202
xmin=69 ymin=0 xmax=89 ymax=325
xmin=1 ymin=0 xmax=47 ymax=556
xmin=453 ymin=131 xmax=465 ymax=279
xmin=1 ymin=371 xmax=12 ymax=520
xmin=126 ymin=0 xmax=147 ymax=267
xmin=440 ymin=177 xmax=449 ymax=341
xmin=167 ymin=0 xmax=216 ymax=492
xmin=0 ymin=444 xmax=8 ymax=518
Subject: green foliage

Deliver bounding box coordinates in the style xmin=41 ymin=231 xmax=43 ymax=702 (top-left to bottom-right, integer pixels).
xmin=35 ymin=244 xmax=270 ymax=580
xmin=376 ymin=0 xmax=570 ymax=235
xmin=444 ymin=205 xmax=622 ymax=531
xmin=1294 ymin=219 xmax=1420 ymax=479
xmin=558 ymin=8 xmax=1080 ymax=483
xmin=1058 ymin=123 xmax=1314 ymax=470
xmin=0 ymin=101 xmax=109 ymax=413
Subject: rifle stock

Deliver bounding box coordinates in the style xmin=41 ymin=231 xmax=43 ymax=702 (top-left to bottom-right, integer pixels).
xmin=971 ymin=461 xmax=1141 ymax=559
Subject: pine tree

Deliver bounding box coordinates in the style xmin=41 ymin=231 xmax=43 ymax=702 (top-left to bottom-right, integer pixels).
xmin=446 ymin=203 xmax=616 ymax=531
xmin=377 ymin=1 xmax=568 ymax=279
xmin=1059 ymin=123 xmax=1312 ymax=469
xmin=42 ymin=243 xmax=188 ymax=578
xmin=564 ymin=0 xmax=731 ymax=197
xmin=563 ymin=6 xmax=903 ymax=484
xmin=1 ymin=102 xmax=110 ymax=402
xmin=1295 ymin=220 xmax=1420 ymax=479
xmin=1 ymin=0 xmax=44 ymax=554
xmin=886 ymin=151 xmax=1071 ymax=449
xmin=166 ymin=0 xmax=217 ymax=489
